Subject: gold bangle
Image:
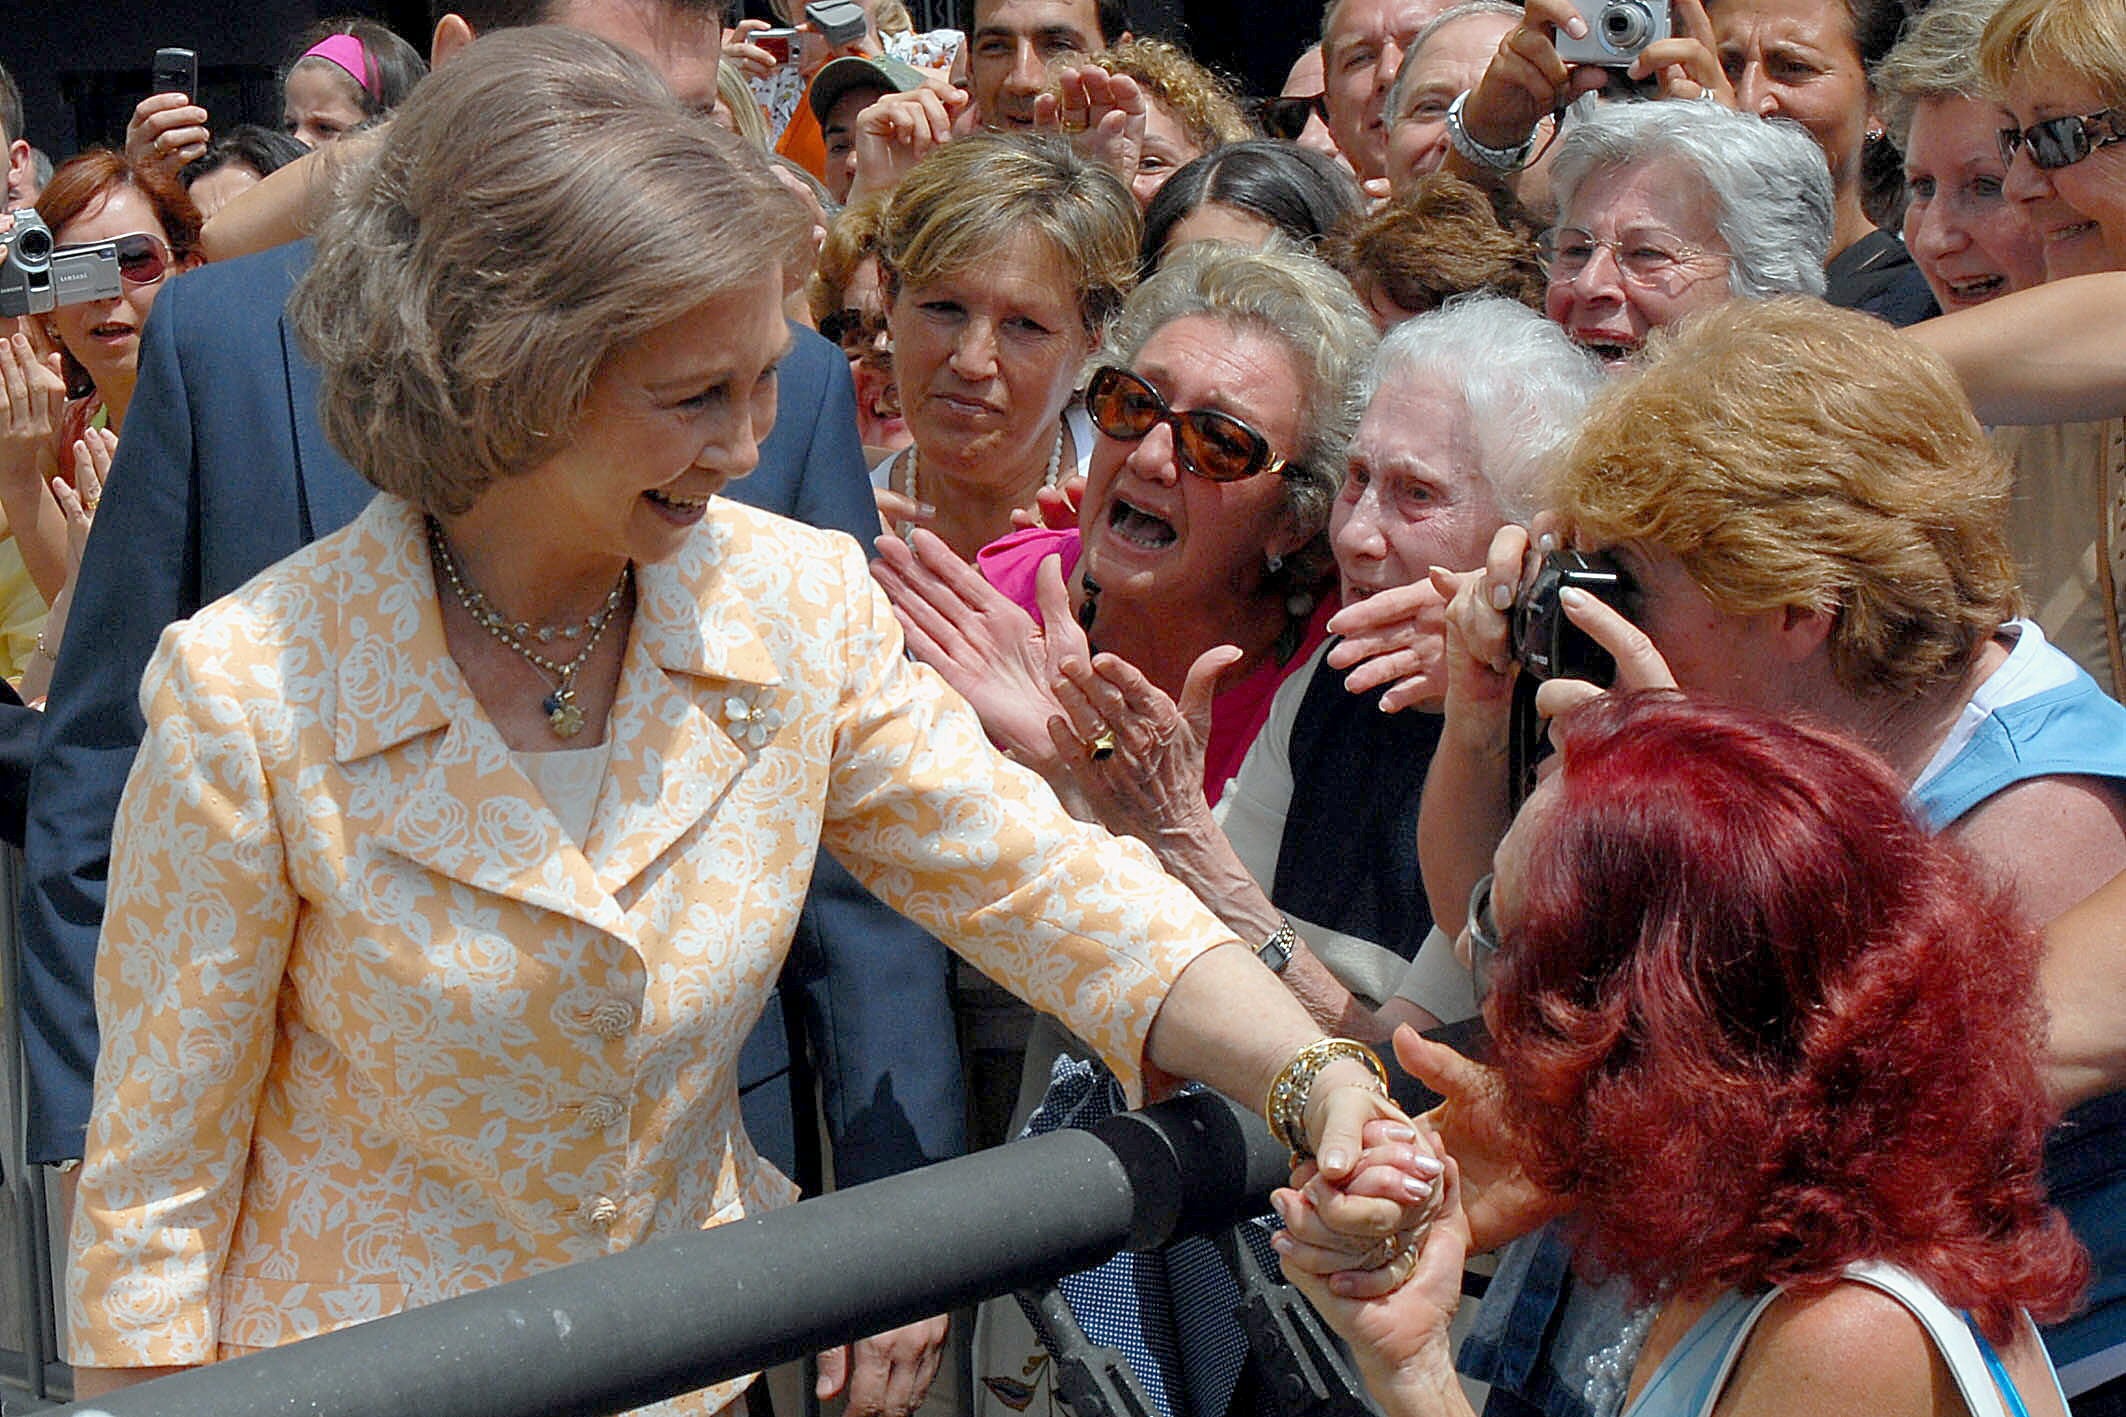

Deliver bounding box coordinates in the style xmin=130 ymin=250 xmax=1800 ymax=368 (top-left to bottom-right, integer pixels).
xmin=1265 ymin=1037 xmax=1388 ymax=1160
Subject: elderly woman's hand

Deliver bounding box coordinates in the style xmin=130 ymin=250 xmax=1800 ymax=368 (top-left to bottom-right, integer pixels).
xmin=1325 ymin=578 xmax=1452 ymax=713
xmin=1434 ymin=523 xmax=1532 ymax=716
xmin=871 ymin=530 xmax=1084 ymax=772
xmin=1460 ymin=0 xmax=1613 ymax=154
xmin=1044 ymin=641 xmax=1236 ymax=843
xmin=1035 ymin=66 xmax=1147 ymax=186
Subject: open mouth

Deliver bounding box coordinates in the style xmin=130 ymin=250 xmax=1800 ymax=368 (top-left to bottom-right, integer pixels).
xmin=2048 ymin=221 xmax=2099 ymax=244
xmin=1573 ymin=336 xmax=1639 ymax=365
xmin=645 ymin=487 xmax=711 ymax=522
xmin=1108 ymin=498 xmax=1176 ymax=549
xmin=1941 ymin=273 xmax=2006 ymax=303
xmin=88 ymin=322 xmax=134 ymax=340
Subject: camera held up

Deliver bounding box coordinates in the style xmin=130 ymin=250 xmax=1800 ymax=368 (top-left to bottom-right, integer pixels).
xmin=1556 ymin=0 xmax=1673 ymax=67
xmin=0 ymin=212 xmax=124 ymax=319
xmin=1507 ymin=548 xmax=1638 ymax=806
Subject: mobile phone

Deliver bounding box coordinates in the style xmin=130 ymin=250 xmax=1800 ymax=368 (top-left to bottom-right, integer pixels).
xmin=152 ymin=46 xmax=198 ymax=99
xmin=755 ymin=27 xmax=798 ymax=63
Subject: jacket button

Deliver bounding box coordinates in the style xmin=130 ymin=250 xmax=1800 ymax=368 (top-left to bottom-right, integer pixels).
xmin=585 ymin=1000 xmax=635 ymax=1038
xmin=580 ymin=1094 xmax=627 ymax=1129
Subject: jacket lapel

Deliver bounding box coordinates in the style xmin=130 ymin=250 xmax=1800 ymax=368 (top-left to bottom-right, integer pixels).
xmin=279 ymin=303 xmax=376 ymax=541
xmin=333 ymin=500 xmax=630 ymax=941
xmin=582 ymin=510 xmax=786 ymax=900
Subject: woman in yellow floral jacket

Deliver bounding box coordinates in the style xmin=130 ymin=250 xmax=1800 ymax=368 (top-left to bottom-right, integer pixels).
xmin=65 ymin=29 xmax=1436 ymax=1414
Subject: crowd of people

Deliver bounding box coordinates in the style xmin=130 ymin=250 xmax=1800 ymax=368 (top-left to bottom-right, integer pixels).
xmin=0 ymin=0 xmax=2123 ymax=1415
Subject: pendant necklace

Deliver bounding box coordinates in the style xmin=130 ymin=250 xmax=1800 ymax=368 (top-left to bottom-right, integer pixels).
xmin=429 ymin=518 xmax=631 ymax=740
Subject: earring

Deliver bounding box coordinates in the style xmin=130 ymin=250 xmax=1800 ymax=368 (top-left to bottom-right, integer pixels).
xmin=1865 ymin=124 xmax=1886 ymax=143
xmin=1266 ymin=552 xmax=1285 ymax=575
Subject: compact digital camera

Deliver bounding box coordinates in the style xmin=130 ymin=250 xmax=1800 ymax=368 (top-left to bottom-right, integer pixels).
xmin=0 ymin=212 xmax=123 ymax=319
xmin=1511 ymin=548 xmax=1637 ymax=686
xmin=1556 ymin=0 xmax=1673 ymax=67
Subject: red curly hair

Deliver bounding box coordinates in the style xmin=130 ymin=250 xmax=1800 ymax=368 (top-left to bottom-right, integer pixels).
xmin=1487 ymin=692 xmax=2086 ymax=1345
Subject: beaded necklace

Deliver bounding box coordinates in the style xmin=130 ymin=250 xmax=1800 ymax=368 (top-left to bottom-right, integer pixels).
xmin=428 ymin=518 xmax=631 ymax=740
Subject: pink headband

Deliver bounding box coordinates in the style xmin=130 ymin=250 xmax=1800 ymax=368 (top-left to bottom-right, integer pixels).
xmin=300 ymin=34 xmax=379 ymax=97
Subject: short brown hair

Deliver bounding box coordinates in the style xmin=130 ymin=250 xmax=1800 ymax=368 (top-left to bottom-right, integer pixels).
xmin=878 ymin=133 xmax=1140 ymax=334
xmin=1325 ymin=174 xmax=1544 ymax=317
xmin=292 ymin=27 xmax=807 ymax=515
xmin=1554 ymin=298 xmax=2020 ymax=701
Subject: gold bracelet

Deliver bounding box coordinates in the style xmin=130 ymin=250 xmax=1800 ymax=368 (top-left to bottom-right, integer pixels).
xmin=1265 ymin=1037 xmax=1388 ymax=1160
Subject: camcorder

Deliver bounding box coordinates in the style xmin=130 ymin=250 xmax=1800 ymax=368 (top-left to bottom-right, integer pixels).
xmin=805 ymin=0 xmax=870 ymax=47
xmin=1556 ymin=0 xmax=1673 ymax=67
xmin=0 ymin=212 xmax=123 ymax=319
xmin=1507 ymin=548 xmax=1637 ymax=808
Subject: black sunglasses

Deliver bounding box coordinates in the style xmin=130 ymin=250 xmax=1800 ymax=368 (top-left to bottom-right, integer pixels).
xmin=1253 ymin=93 xmax=1328 ymax=142
xmin=1466 ymin=873 xmax=1502 ymax=1005
xmin=1084 ymin=365 xmax=1288 ymax=483
xmin=1998 ymin=108 xmax=2126 ymax=171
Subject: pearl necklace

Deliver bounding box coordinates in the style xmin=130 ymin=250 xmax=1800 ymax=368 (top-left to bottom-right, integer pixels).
xmin=894 ymin=418 xmax=1067 ymax=521
xmin=428 ymin=519 xmax=631 ymax=740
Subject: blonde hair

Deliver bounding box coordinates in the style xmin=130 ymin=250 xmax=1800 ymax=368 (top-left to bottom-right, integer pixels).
xmin=293 ymin=28 xmax=808 ymax=515
xmin=1553 ymin=298 xmax=2019 ymax=701
xmin=1981 ymin=0 xmax=2126 ymax=106
xmin=1874 ymin=0 xmax=2009 ymax=148
xmin=879 ymin=134 xmax=1141 ymax=333
xmin=718 ymin=60 xmax=773 ymax=150
xmin=1094 ymin=38 xmax=1251 ymax=156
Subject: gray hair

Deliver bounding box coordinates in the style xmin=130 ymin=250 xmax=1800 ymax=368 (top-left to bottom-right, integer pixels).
xmin=1096 ymin=238 xmax=1378 ymax=555
xmin=292 ymin=28 xmax=808 ymax=515
xmin=1386 ymin=1 xmax=1523 ymax=124
xmin=1549 ymin=99 xmax=1833 ymax=301
xmin=1360 ymin=295 xmax=1601 ymax=522
xmin=1873 ymin=0 xmax=2008 ymax=150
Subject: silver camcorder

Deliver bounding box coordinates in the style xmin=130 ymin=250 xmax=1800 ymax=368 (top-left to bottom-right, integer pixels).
xmin=1556 ymin=0 xmax=1673 ymax=66
xmin=0 ymin=211 xmax=123 ymax=318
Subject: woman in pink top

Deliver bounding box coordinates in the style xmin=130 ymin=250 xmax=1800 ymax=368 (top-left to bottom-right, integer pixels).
xmin=873 ymin=239 xmax=1374 ymax=806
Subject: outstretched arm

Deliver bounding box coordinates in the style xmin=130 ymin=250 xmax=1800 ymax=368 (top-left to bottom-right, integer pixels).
xmin=1906 ymin=272 xmax=2126 ymax=426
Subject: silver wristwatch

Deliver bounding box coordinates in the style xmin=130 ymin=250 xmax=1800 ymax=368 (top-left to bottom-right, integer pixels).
xmin=1446 ymin=89 xmax=1536 ymax=172
xmin=1257 ymin=918 xmax=1297 ymax=975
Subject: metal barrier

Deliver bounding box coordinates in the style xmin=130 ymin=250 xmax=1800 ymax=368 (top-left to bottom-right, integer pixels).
xmin=42 ymin=1090 xmax=1292 ymax=1417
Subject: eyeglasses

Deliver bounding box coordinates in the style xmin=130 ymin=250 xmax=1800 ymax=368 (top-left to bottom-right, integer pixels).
xmin=818 ymin=306 xmax=890 ymax=364
xmin=56 ymin=231 xmax=174 ymax=287
xmin=1254 ymin=93 xmax=1328 ymax=142
xmin=1084 ymin=365 xmax=1288 ymax=482
xmin=1535 ymin=226 xmax=1726 ymax=287
xmin=1466 ymin=873 xmax=1502 ymax=1004
xmin=1998 ymin=108 xmax=2126 ymax=171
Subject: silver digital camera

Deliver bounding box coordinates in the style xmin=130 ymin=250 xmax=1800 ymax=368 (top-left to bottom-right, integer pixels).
xmin=1556 ymin=0 xmax=1672 ymax=66
xmin=0 ymin=211 xmax=123 ymax=318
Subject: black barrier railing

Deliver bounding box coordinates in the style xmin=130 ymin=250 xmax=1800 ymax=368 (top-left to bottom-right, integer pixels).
xmin=44 ymin=1091 xmax=1299 ymax=1417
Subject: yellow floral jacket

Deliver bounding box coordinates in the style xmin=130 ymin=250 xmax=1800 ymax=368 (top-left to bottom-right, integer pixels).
xmin=68 ymin=495 xmax=1230 ymax=1409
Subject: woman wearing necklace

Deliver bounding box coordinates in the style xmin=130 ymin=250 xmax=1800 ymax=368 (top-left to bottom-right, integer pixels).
xmin=63 ymin=33 xmax=1440 ymax=1413
xmin=871 ymin=134 xmax=1140 ymax=562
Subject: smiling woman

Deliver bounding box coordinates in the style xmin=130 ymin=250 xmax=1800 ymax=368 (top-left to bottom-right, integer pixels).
xmin=66 ymin=29 xmax=1434 ymax=1416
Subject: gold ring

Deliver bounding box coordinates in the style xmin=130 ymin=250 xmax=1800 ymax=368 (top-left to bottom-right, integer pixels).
xmin=1089 ymin=728 xmax=1117 ymax=760
xmin=81 ymin=496 xmax=99 ymax=513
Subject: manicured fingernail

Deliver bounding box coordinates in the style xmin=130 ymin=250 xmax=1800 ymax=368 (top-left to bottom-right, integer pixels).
xmin=1489 ymin=582 xmax=1514 ymax=610
xmin=916 ymin=502 xmax=937 ymax=517
xmin=1403 ymin=1176 xmax=1435 ymax=1202
xmin=1319 ymin=1147 xmax=1349 ymax=1173
xmin=1559 ymin=586 xmax=1589 ymax=608
xmin=1268 ymin=1191 xmax=1290 ymax=1221
xmin=1537 ymin=531 xmax=1559 ymax=551
xmin=1270 ymin=1231 xmax=1294 ymax=1253
xmin=1382 ymin=1123 xmax=1418 ymax=1143
xmin=1409 ymin=1151 xmax=1444 ymax=1177
xmin=1562 ymin=13 xmax=1589 ymax=37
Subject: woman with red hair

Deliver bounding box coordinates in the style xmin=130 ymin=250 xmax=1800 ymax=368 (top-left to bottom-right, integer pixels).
xmin=1278 ymin=692 xmax=2085 ymax=1416
xmin=0 ymin=148 xmax=199 ymax=690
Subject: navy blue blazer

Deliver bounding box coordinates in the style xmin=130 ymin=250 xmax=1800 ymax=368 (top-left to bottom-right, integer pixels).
xmin=18 ymin=241 xmax=965 ymax=1184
